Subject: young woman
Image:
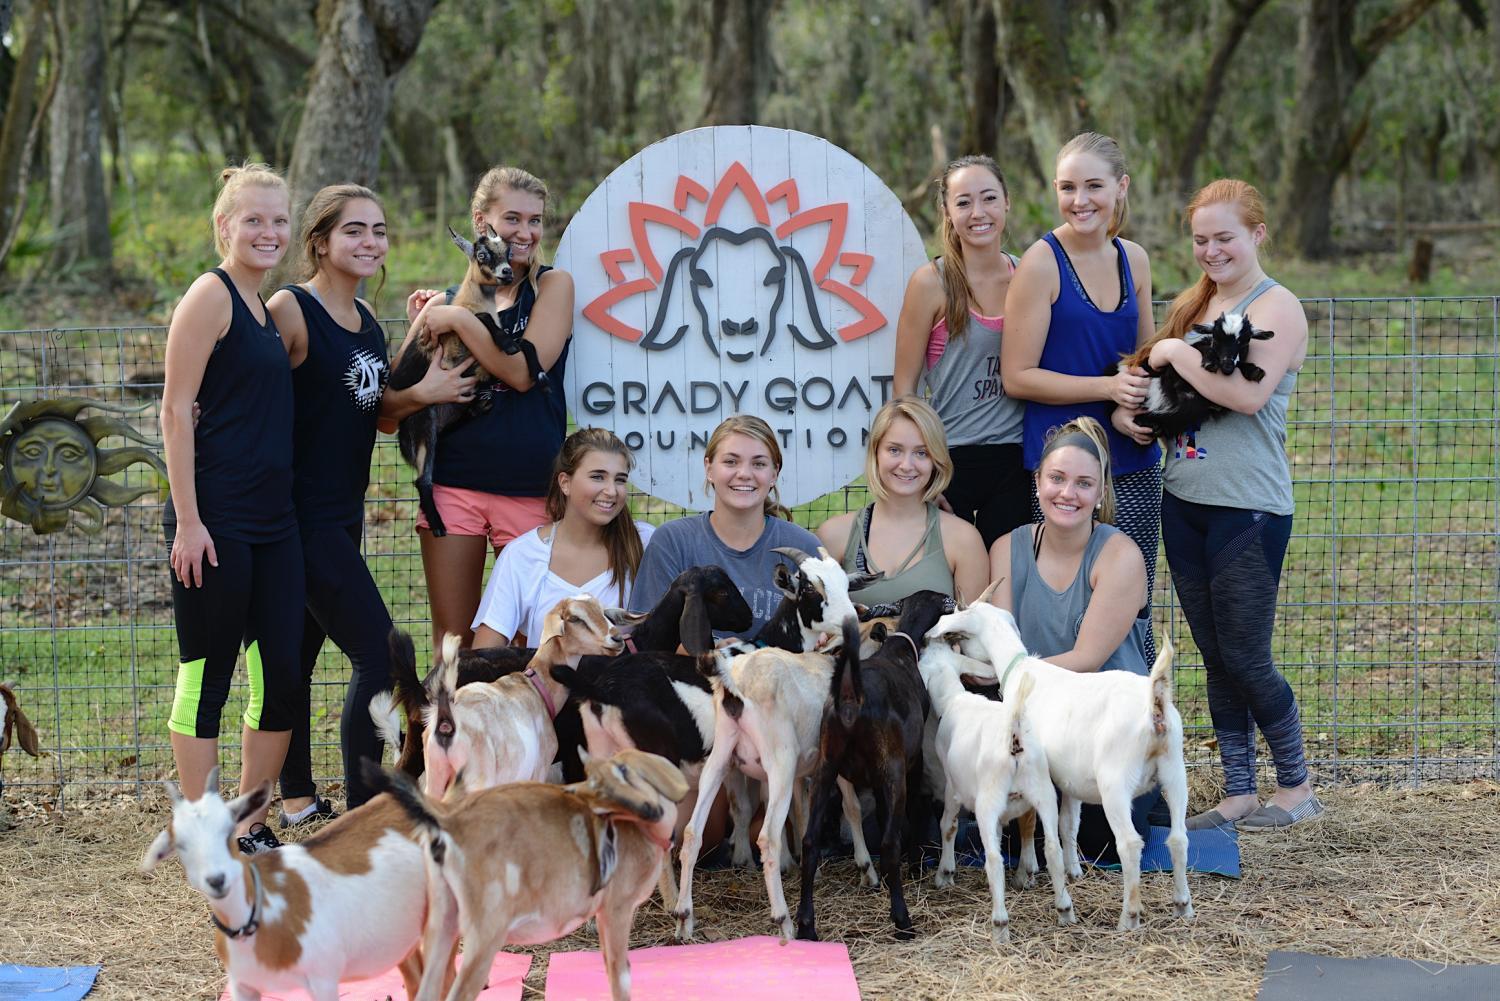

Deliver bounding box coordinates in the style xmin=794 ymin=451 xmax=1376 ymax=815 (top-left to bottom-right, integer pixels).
xmin=893 ymin=155 xmax=1028 ymax=548
xmin=816 ymin=397 xmax=987 ymax=607
xmin=472 ymin=427 xmax=653 ymax=648
xmin=266 ymin=184 xmax=475 ymax=818
xmin=396 ymin=166 xmax=575 ymax=651
xmin=988 ymin=415 xmax=1155 ymax=857
xmin=161 ymin=163 xmax=301 ymax=852
xmin=1001 ymin=132 xmax=1160 ymax=662
xmin=628 ymin=414 xmax=821 ymax=639
xmin=1132 ymin=179 xmax=1319 ymax=831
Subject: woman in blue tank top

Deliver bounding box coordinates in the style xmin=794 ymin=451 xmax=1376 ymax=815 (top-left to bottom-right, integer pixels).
xmin=161 ymin=163 xmax=302 ymax=852
xmin=267 ymin=185 xmax=475 ymax=819
xmin=392 ymin=167 xmax=575 ymax=655
xmin=1001 ymin=131 xmax=1161 ymax=663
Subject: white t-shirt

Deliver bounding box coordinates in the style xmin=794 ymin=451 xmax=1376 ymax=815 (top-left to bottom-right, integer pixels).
xmin=471 ymin=521 xmax=655 ymax=644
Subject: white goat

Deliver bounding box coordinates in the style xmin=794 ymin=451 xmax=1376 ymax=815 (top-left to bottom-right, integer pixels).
xmin=141 ymin=766 xmax=446 ymax=1001
xmin=928 ymin=603 xmax=1194 ymax=930
xmin=918 ymin=642 xmax=1074 ymax=943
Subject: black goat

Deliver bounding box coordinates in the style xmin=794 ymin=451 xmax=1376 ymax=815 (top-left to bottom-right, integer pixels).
xmin=1124 ymin=311 xmax=1275 ymax=441
xmin=386 ymin=226 xmax=513 ymax=537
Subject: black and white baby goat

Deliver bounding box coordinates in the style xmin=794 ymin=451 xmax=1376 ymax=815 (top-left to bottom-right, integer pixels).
xmin=1124 ymin=311 xmax=1274 ymax=440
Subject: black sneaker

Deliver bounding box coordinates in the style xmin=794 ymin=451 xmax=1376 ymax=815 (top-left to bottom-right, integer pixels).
xmin=237 ymin=823 xmax=283 ymax=855
xmin=280 ymin=797 xmax=339 ymax=830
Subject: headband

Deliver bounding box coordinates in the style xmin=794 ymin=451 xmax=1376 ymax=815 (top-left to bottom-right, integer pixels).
xmin=1040 ymin=430 xmax=1103 ymax=465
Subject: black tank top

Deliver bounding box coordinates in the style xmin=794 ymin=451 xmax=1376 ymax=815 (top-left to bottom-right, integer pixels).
xmin=285 ymin=284 xmax=388 ymax=527
xmin=163 ymin=268 xmax=296 ymax=542
xmin=432 ymin=265 xmax=570 ymax=496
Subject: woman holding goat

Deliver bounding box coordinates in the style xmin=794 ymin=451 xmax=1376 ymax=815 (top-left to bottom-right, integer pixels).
xmin=396 ymin=166 xmax=575 ymax=652
xmin=1126 ymin=179 xmax=1319 ymax=831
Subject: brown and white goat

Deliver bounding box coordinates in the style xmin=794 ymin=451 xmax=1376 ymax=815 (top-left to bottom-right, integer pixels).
xmin=141 ymin=766 xmax=448 ymax=1001
xmin=369 ymin=749 xmax=689 ymax=1001
xmin=421 ymin=594 xmax=623 ymax=797
xmin=1 ymin=682 xmax=41 ymax=803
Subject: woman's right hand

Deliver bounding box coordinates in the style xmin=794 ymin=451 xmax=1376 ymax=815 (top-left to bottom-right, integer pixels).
xmin=1107 ymin=365 xmax=1150 ymax=408
xmin=415 ymin=349 xmax=477 ymax=405
xmin=171 ymin=522 xmax=217 ymax=588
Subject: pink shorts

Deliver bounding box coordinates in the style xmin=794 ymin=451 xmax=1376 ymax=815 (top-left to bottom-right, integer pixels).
xmin=416 ymin=485 xmax=549 ymax=550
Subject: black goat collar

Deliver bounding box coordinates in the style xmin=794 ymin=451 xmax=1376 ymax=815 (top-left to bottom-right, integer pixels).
xmin=210 ymin=861 xmax=263 ymax=939
xmin=889 ymin=631 xmax=920 ymax=663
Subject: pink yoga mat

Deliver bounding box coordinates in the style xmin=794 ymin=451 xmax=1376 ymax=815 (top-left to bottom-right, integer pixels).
xmin=217 ymin=951 xmax=531 ymax=1000
xmin=544 ymin=935 xmax=860 ymax=1001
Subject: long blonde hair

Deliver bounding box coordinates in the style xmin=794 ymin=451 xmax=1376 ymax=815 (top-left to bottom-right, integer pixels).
xmin=865 ymin=397 xmax=953 ymax=504
xmin=470 ymin=165 xmax=549 ymax=296
xmin=1056 ymin=132 xmax=1129 ymax=240
xmin=212 ymin=162 xmax=287 ymax=257
xmin=703 ymin=414 xmax=791 ymax=520
xmin=1037 ymin=416 xmax=1116 ymax=524
xmin=936 ymin=155 xmax=1008 ymax=341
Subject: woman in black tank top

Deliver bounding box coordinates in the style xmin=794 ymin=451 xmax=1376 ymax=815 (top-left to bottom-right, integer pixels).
xmin=389 ymin=166 xmax=575 ymax=656
xmin=161 ymin=164 xmax=301 ymax=850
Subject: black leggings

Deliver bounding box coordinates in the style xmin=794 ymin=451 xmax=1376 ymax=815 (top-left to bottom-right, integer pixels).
xmin=944 ymin=443 xmax=1031 ymax=551
xmin=279 ymin=522 xmax=394 ymax=808
xmin=168 ymin=533 xmax=304 ymax=737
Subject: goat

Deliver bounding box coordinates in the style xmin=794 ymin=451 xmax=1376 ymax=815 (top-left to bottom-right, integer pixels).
xmin=1121 ymin=311 xmax=1275 ymax=441
xmin=918 ymin=641 xmax=1074 ymax=944
xmin=928 ymin=603 xmax=1194 ymax=930
xmin=795 ymin=589 xmax=948 ymax=942
xmin=0 ymin=683 xmax=41 ymax=802
xmin=422 ymin=594 xmax=623 ymax=797
xmin=141 ymin=766 xmax=448 ymax=1001
xmin=367 ymin=749 xmax=688 ymax=1001
xmin=386 ymin=225 xmax=514 ymax=537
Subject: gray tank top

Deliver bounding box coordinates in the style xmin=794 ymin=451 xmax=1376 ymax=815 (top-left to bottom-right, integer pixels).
xmin=1009 ymin=523 xmax=1149 ymax=675
xmin=841 ymin=502 xmax=954 ymax=605
xmin=1161 ymin=278 xmax=1297 ymax=516
xmin=920 ymin=258 xmax=1025 ymax=448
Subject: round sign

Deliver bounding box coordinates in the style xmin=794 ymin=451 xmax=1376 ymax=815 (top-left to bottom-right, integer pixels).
xmin=559 ymin=126 xmax=928 ymax=510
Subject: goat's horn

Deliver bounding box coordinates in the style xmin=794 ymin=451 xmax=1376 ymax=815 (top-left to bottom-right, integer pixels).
xmin=975 ymin=577 xmax=1004 ymax=606
xmin=447 ymin=225 xmax=473 ymax=257
xmin=770 ymin=546 xmax=815 ymax=568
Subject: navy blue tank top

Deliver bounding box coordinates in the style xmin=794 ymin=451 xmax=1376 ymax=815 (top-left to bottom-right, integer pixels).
xmin=286 ymin=284 xmax=388 ymax=527
xmin=1021 ymin=233 xmax=1161 ymax=475
xmin=432 ymin=266 xmax=569 ymax=496
xmin=163 ymin=268 xmax=296 ymax=542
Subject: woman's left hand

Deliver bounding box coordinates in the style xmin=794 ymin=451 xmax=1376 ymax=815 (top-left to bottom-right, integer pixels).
xmin=1112 ymin=405 xmax=1156 ymax=446
xmin=406 ymin=288 xmax=441 ymax=324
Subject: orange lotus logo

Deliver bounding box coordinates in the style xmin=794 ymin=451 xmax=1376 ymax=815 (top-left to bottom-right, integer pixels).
xmin=580 ymin=161 xmax=885 ymax=364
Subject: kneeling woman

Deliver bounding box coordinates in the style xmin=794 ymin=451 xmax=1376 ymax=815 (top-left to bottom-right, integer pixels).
xmin=988 ymin=415 xmax=1156 ymax=852
xmin=472 ymin=428 xmax=653 ymax=648
xmin=817 ymin=397 xmax=988 ymax=607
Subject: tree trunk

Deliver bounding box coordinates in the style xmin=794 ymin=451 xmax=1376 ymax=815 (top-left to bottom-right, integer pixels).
xmin=0 ymin=0 xmax=56 ymax=273
xmin=701 ymin=0 xmax=778 ymax=125
xmin=959 ymin=0 xmax=1000 ymax=157
xmin=994 ymin=0 xmax=1089 ymax=175
xmin=284 ymin=0 xmax=436 ymax=235
xmin=1171 ymin=0 xmax=1269 ymax=198
xmin=1277 ymin=0 xmax=1441 ymax=258
xmin=48 ymin=0 xmax=111 ymax=274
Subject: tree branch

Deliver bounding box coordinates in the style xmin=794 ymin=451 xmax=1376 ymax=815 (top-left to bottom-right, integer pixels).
xmin=1355 ymin=0 xmax=1441 ymax=71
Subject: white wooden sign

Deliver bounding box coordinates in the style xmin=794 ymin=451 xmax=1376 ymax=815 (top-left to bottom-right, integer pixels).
xmin=559 ymin=126 xmax=927 ymax=510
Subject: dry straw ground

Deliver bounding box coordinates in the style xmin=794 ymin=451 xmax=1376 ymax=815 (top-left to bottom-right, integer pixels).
xmin=1 ymin=781 xmax=1497 ymax=1000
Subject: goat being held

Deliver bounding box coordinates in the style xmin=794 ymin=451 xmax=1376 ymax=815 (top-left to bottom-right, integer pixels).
xmin=386 ymin=225 xmax=514 ymax=536
xmin=1121 ymin=311 xmax=1274 ymax=441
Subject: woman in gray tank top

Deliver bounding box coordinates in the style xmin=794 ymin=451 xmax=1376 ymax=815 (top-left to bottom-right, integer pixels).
xmin=1130 ymin=179 xmax=1322 ymax=833
xmin=893 ymin=155 xmax=1029 ymax=549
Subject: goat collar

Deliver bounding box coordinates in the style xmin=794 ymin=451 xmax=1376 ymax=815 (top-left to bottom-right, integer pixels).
xmin=524 ymin=666 xmax=559 ymax=720
xmin=210 ymin=861 xmax=263 ymax=939
xmin=997 ymin=651 xmax=1026 ymax=695
xmin=889 ymin=630 xmax=920 ymax=663
xmin=623 ymin=635 xmax=639 ymax=655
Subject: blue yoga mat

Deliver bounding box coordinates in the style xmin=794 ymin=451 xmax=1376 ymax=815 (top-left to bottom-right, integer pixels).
xmin=0 ymin=965 xmax=99 ymax=1001
xmin=952 ymin=822 xmax=1242 ymax=878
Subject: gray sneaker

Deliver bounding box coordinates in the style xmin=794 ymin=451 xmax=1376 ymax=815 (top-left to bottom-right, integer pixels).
xmin=1235 ymin=795 xmax=1325 ymax=832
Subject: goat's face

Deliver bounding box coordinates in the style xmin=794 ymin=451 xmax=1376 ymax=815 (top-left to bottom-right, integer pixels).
xmin=142 ymin=767 xmax=270 ymax=901
xmin=540 ymin=595 xmax=626 ymax=660
xmin=680 ymin=565 xmax=753 ymax=650
xmin=772 ymin=546 xmax=863 ymax=637
xmin=449 ymin=225 xmax=515 ymax=287
xmin=927 ymin=603 xmax=1024 ymax=665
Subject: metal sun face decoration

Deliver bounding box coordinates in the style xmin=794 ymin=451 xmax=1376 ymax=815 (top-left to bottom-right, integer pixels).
xmin=0 ymin=398 xmax=167 ymax=535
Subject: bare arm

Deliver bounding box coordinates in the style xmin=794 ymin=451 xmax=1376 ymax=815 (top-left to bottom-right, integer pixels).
xmin=1045 ymin=533 xmax=1148 ymax=673
xmin=1148 ymin=289 xmax=1307 ymax=415
xmin=814 ymin=513 xmax=856 ymax=559
xmin=986 ymin=531 xmax=1016 ymax=613
xmin=472 ymin=624 xmax=512 ymax=649
xmin=162 ymin=274 xmax=233 ymax=587
xmin=941 ymin=513 xmax=989 ymax=606
xmin=420 ymin=269 xmax=575 ymax=391
xmin=892 ymin=264 xmax=942 ymax=398
xmin=266 ymin=288 xmax=309 ymax=368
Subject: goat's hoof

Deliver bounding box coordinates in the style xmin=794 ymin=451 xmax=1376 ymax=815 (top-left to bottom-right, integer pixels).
xmin=731 ymin=848 xmax=754 ymax=868
xmin=773 ymin=915 xmax=794 ymax=943
xmin=990 ymin=919 xmax=1010 ymax=946
xmin=934 ymin=867 xmax=954 ymax=889
xmin=1066 ymin=865 xmax=1084 ymax=881
xmin=1117 ymin=910 xmax=1143 ymax=932
xmin=795 ymin=923 xmax=819 ymax=942
xmin=1174 ymin=899 xmax=1196 ymax=920
xmin=859 ymin=863 xmax=880 ymax=889
xmin=894 ymin=923 xmax=917 ymax=942
xmin=672 ymin=909 xmax=695 ymax=941
xmin=1056 ymin=904 xmax=1078 ymax=926
xmin=1009 ymin=869 xmax=1037 ymax=891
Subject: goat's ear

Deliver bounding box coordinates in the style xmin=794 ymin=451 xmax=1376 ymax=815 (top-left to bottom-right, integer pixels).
xmin=868 ymin=621 xmax=889 ymax=644
xmin=162 ymin=779 xmax=184 ymax=806
xmin=141 ymin=828 xmax=175 ymax=873
xmin=603 ymin=607 xmax=649 ymax=627
xmin=773 ymin=562 xmax=797 ymax=598
xmin=11 ymin=702 xmax=39 ymax=757
xmin=448 ymin=225 xmax=474 ymax=258
xmin=679 ymin=592 xmax=712 ymax=655
xmin=228 ymin=781 xmax=272 ymax=826
xmin=846 ymin=569 xmax=884 ymax=592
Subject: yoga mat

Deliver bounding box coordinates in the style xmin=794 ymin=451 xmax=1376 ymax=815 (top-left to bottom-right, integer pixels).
xmin=1257 ymin=950 xmax=1500 ymax=1001
xmin=952 ymin=822 xmax=1241 ymax=878
xmin=0 ymin=965 xmax=99 ymax=1001
xmin=216 ymin=952 xmax=530 ymax=1001
xmin=545 ymin=935 xmax=860 ymax=1001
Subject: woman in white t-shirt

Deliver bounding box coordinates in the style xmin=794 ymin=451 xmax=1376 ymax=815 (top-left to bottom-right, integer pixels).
xmin=472 ymin=428 xmax=653 ymax=647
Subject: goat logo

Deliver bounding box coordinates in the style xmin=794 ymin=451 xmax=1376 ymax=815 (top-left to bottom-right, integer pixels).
xmin=343 ymin=349 xmax=388 ymax=413
xmin=581 ymin=161 xmax=884 ymax=363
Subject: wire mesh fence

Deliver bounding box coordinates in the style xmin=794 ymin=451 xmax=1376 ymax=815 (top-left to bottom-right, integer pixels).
xmin=0 ymin=297 xmax=1494 ymax=801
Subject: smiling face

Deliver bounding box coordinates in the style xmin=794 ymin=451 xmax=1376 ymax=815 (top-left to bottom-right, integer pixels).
xmin=476 ymin=187 xmax=545 ymax=271
xmin=875 ymin=416 xmax=934 ymax=501
xmin=318 ymin=197 xmax=387 ymax=280
xmin=705 ymin=431 xmax=778 ymax=514
xmin=943 ymin=164 xmax=1009 ymax=251
xmin=1192 ymin=200 xmax=1265 ymax=289
xmin=1036 ymin=445 xmax=1103 ymax=530
xmin=1054 ymin=152 xmax=1127 ymax=238
xmin=218 ymin=186 xmax=291 ymax=272
xmin=5 ymin=419 xmax=95 ymax=508
xmin=560 ymin=448 xmax=631 ymax=529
